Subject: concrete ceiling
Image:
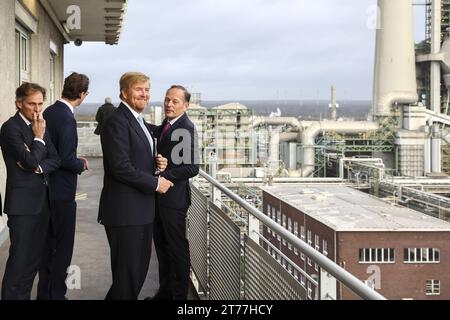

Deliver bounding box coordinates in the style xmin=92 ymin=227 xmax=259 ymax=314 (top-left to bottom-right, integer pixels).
xmin=43 ymin=0 xmax=127 ymax=45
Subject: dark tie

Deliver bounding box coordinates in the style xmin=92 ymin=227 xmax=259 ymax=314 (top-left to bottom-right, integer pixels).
xmin=160 ymin=122 xmax=171 ymax=140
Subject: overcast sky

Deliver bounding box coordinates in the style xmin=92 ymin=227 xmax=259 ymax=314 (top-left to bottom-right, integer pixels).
xmin=64 ymin=0 xmax=426 ymax=103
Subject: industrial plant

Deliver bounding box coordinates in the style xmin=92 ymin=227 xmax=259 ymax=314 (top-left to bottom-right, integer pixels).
xmin=184 ymin=0 xmax=450 ymax=300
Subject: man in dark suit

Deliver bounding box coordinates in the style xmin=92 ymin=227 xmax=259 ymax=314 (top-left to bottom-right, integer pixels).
xmin=151 ymin=85 xmax=199 ymax=300
xmin=0 ymin=82 xmax=60 ymax=300
xmin=37 ymin=72 xmax=90 ymax=300
xmin=98 ymin=72 xmax=173 ymax=300
xmin=94 ymin=97 xmax=116 ymax=135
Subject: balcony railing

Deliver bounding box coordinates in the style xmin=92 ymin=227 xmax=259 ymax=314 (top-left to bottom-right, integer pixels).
xmin=188 ymin=169 xmax=387 ymax=300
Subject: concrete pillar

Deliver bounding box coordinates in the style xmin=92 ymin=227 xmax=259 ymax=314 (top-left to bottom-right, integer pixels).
xmin=431 ymin=0 xmax=442 ymax=114
xmin=424 ymin=125 xmax=431 ymax=174
xmin=431 ymin=124 xmax=442 ymax=172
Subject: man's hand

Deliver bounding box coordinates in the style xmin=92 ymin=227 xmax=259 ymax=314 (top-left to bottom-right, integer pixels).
xmin=32 ymin=112 xmax=45 ymax=140
xmin=156 ymin=154 xmax=168 ymax=173
xmin=79 ymin=157 xmax=89 ymax=171
xmin=156 ymin=176 xmax=173 ymax=194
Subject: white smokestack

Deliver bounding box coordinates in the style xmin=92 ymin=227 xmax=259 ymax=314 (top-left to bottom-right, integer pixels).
xmin=372 ymin=0 xmax=418 ymax=116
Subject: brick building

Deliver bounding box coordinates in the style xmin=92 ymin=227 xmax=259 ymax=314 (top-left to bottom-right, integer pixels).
xmin=261 ymin=184 xmax=450 ymax=300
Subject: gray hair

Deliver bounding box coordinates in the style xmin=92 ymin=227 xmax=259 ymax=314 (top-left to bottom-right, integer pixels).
xmin=105 ymin=97 xmax=112 ymax=104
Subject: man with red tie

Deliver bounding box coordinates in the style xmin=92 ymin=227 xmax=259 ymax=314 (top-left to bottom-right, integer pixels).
xmin=150 ymin=85 xmax=199 ymax=300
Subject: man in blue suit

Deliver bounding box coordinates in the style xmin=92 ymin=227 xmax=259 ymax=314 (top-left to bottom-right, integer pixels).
xmin=99 ymin=72 xmax=173 ymax=299
xmin=37 ymin=72 xmax=90 ymax=300
xmin=1 ymin=82 xmax=60 ymax=299
xmin=150 ymin=85 xmax=199 ymax=300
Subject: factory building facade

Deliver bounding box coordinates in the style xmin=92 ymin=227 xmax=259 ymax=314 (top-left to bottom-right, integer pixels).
xmin=261 ymin=185 xmax=450 ymax=300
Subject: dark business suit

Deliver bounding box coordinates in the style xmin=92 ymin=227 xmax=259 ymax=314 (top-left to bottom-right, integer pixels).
xmin=153 ymin=112 xmax=199 ymax=300
xmin=37 ymin=100 xmax=85 ymax=299
xmin=0 ymin=112 xmax=60 ymax=300
xmin=94 ymin=102 xmax=116 ymax=135
xmin=98 ymin=103 xmax=159 ymax=300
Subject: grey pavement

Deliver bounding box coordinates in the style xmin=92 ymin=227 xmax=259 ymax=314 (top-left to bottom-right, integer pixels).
xmin=0 ymin=157 xmax=194 ymax=300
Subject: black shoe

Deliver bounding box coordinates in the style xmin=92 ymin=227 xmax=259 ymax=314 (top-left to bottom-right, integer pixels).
xmin=144 ymin=292 xmax=172 ymax=300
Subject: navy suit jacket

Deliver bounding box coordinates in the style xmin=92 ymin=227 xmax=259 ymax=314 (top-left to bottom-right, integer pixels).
xmin=154 ymin=113 xmax=199 ymax=210
xmin=43 ymin=100 xmax=84 ymax=201
xmin=98 ymin=103 xmax=159 ymax=226
xmin=0 ymin=112 xmax=61 ymax=215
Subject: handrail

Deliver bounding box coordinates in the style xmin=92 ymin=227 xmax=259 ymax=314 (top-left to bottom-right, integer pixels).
xmin=198 ymin=169 xmax=387 ymax=300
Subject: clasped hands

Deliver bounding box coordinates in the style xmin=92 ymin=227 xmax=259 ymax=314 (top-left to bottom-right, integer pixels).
xmin=155 ymin=154 xmax=173 ymax=194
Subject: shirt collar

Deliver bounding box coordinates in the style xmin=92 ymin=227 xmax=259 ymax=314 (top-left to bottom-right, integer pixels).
xmin=121 ymin=100 xmax=141 ymax=119
xmin=18 ymin=112 xmax=31 ymax=126
xmin=59 ymin=99 xmax=74 ymax=114
xmin=167 ymin=113 xmax=184 ymax=126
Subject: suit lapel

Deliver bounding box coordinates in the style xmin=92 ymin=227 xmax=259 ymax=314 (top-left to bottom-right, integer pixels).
xmin=13 ymin=112 xmax=33 ymax=146
xmin=118 ymin=103 xmax=153 ymax=157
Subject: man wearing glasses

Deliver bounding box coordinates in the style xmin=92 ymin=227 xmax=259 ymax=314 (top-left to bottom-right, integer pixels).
xmin=38 ymin=72 xmax=90 ymax=300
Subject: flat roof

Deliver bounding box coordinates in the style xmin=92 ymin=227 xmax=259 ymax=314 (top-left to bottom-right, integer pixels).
xmin=261 ymin=185 xmax=450 ymax=232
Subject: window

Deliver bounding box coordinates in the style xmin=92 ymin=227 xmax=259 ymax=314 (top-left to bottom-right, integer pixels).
xmin=15 ymin=24 xmax=31 ymax=86
xmin=267 ymin=204 xmax=271 ymax=216
xmin=301 ymin=275 xmax=306 ymax=286
xmin=300 ymin=226 xmax=306 ymax=240
xmin=404 ymin=248 xmax=440 ymax=263
xmin=307 ymin=282 xmax=312 ymax=299
xmin=314 ymin=235 xmax=320 ymax=251
xmin=49 ymin=53 xmax=56 ymax=103
xmin=426 ymin=280 xmax=440 ymax=295
xmin=307 ymin=230 xmax=312 ymax=246
xmin=276 ymin=210 xmax=281 ymax=224
xmin=287 ymin=218 xmax=293 ymax=250
xmin=323 ymin=240 xmax=328 ymax=256
xmin=359 ymin=248 xmax=395 ymax=263
xmin=293 ymin=221 xmax=298 ymax=236
xmin=281 ymin=214 xmax=287 ymax=246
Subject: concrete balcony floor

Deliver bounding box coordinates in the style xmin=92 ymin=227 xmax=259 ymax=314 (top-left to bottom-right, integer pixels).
xmin=0 ymin=157 xmax=197 ymax=300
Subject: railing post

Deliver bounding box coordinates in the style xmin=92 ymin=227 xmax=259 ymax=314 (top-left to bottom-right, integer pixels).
xmin=209 ymin=153 xmax=221 ymax=206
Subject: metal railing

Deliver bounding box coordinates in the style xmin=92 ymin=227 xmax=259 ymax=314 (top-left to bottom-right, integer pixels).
xmin=188 ymin=169 xmax=386 ymax=300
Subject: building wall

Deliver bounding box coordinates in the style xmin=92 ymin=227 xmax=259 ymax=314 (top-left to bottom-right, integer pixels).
xmin=262 ymin=191 xmax=336 ymax=300
xmin=31 ymin=2 xmax=64 ymax=104
xmin=0 ymin=0 xmax=65 ymax=238
xmin=0 ymin=0 xmax=18 ymax=235
xmin=338 ymin=231 xmax=450 ymax=300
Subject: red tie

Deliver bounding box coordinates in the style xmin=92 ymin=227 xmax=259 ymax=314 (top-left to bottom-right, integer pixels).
xmin=160 ymin=122 xmax=171 ymax=140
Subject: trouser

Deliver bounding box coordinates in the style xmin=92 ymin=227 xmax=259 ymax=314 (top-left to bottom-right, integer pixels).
xmin=1 ymin=198 xmax=50 ymax=300
xmin=38 ymin=200 xmax=77 ymax=300
xmin=153 ymin=206 xmax=190 ymax=300
xmin=104 ymin=223 xmax=153 ymax=300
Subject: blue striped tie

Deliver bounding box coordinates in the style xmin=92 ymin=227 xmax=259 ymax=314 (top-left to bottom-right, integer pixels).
xmin=137 ymin=115 xmax=153 ymax=154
